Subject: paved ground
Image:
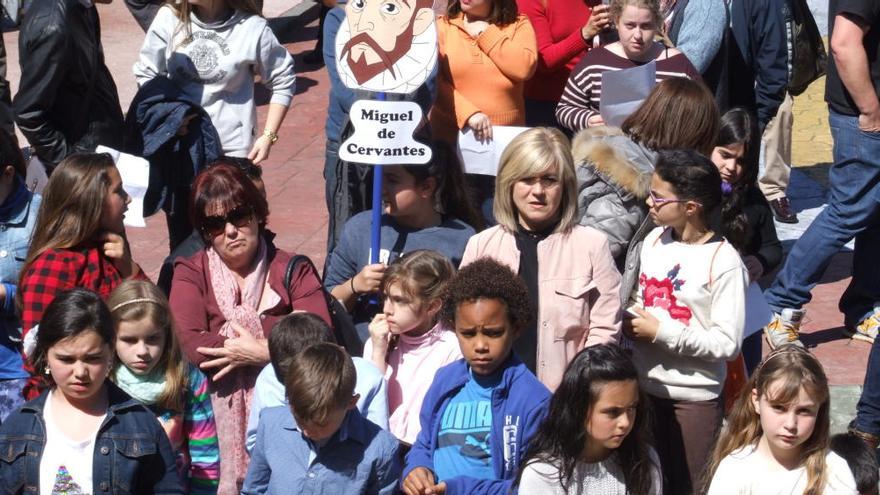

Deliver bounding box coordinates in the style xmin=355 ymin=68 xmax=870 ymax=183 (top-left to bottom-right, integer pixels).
xmin=2 ymin=1 xmax=870 ymax=432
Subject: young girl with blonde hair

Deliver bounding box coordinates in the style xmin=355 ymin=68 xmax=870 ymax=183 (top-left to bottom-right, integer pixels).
xmin=705 ymin=345 xmax=857 ymax=494
xmin=108 ymin=280 xmax=220 ymax=494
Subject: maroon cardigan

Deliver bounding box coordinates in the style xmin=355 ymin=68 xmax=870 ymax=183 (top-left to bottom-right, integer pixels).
xmin=169 ymin=238 xmax=331 ymax=368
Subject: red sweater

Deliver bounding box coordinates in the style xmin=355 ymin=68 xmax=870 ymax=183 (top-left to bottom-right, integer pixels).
xmin=169 ymin=240 xmax=331 ymax=369
xmin=517 ymin=0 xmax=597 ymax=102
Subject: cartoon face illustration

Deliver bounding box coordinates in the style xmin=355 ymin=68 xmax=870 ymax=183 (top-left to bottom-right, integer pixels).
xmin=336 ymin=0 xmax=437 ymax=93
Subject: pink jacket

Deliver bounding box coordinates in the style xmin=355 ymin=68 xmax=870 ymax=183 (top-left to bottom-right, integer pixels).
xmin=460 ymin=225 xmax=621 ymax=390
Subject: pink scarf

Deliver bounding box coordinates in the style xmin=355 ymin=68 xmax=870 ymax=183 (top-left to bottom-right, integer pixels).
xmin=205 ymin=239 xmax=278 ymax=493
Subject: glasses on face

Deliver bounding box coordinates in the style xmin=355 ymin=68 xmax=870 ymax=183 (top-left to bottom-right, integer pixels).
xmin=200 ymin=204 xmax=255 ymax=238
xmin=648 ymin=190 xmax=701 ymax=209
xmin=519 ymin=175 xmax=560 ymax=188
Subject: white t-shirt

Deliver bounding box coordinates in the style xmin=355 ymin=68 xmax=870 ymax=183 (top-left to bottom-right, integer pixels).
xmin=707 ymin=446 xmax=858 ymax=494
xmin=518 ymin=450 xmax=663 ymax=495
xmin=39 ymin=391 xmax=105 ymax=495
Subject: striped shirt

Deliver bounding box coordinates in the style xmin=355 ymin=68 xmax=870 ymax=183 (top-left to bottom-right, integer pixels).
xmin=556 ymin=45 xmax=701 ymax=132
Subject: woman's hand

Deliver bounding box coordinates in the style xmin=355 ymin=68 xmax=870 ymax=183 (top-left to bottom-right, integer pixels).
xmin=197 ymin=322 xmax=269 ymax=380
xmin=582 ymin=4 xmax=611 ymax=41
xmin=624 ymin=307 xmax=660 ymax=341
xmin=467 ymin=112 xmax=493 ymax=143
xmin=743 ymin=255 xmax=764 ymax=283
xmin=587 ymin=114 xmax=606 ymax=127
xmin=354 ymin=263 xmax=386 ymax=295
xmin=368 ymin=314 xmax=391 ymax=368
xmin=248 ymin=135 xmax=273 ymax=165
xmin=463 ymin=19 xmax=488 ymax=38
xmin=100 ymin=231 xmax=136 ymax=278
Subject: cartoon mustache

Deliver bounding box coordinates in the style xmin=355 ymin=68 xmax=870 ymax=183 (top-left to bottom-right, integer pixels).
xmin=341 ymin=32 xmax=399 ymax=79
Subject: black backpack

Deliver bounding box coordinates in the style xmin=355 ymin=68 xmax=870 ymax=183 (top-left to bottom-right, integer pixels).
xmin=786 ymin=0 xmax=827 ymax=96
xmin=284 ymin=254 xmax=364 ymax=357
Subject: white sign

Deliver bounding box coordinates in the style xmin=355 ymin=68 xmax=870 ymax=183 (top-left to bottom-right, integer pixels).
xmin=340 ymin=100 xmax=432 ymax=165
xmin=96 ymin=145 xmax=150 ymax=228
xmin=457 ymin=126 xmax=530 ymax=176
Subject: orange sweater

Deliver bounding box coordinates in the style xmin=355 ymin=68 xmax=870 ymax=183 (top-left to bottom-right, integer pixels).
xmin=431 ymin=14 xmax=537 ymax=142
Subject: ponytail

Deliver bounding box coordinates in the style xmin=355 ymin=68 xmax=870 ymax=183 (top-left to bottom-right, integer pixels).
xmin=655 ymin=150 xmax=747 ymax=248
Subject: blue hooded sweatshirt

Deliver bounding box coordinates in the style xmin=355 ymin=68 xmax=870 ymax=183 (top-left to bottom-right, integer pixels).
xmin=403 ymin=355 xmax=551 ymax=494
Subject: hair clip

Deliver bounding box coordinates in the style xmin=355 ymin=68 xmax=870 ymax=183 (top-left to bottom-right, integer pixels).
xmin=721 ymin=181 xmax=733 ymax=196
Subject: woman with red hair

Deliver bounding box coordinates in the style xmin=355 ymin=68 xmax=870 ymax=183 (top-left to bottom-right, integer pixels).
xmin=169 ymin=164 xmax=331 ymax=492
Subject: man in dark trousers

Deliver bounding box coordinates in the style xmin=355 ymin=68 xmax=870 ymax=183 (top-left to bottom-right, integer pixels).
xmin=13 ymin=0 xmax=124 ymax=172
xmin=763 ymin=0 xmax=880 ymax=353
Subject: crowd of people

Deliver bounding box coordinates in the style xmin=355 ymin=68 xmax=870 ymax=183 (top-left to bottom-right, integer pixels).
xmin=0 ymin=0 xmax=877 ymax=493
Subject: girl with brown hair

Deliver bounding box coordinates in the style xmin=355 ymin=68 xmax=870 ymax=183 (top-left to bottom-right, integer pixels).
xmin=19 ymin=153 xmax=147 ymax=355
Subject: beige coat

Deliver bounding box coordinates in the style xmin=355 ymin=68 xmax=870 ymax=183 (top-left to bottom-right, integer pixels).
xmin=460 ymin=225 xmax=622 ymax=391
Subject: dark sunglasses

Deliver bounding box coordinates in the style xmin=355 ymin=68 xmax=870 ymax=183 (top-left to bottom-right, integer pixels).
xmin=200 ymin=204 xmax=255 ymax=237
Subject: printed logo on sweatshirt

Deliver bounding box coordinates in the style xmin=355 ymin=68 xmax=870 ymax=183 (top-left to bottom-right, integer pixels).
xmin=501 ymin=415 xmax=519 ymax=471
xmin=436 ymin=398 xmax=492 ymax=464
xmin=640 ymin=263 xmax=693 ymax=325
xmin=176 ymin=31 xmax=231 ymax=85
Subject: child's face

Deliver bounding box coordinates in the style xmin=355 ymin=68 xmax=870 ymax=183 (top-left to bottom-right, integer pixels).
xmin=115 ymin=319 xmax=166 ymax=375
xmin=382 ymin=283 xmax=436 ymax=335
xmin=646 ymin=173 xmax=689 ymax=229
xmin=47 ymin=329 xmax=112 ymax=402
xmin=752 ymin=384 xmax=821 ymax=454
xmin=584 ymin=380 xmax=639 ymax=457
xmin=454 ymin=298 xmax=518 ymax=376
xmin=381 ymin=166 xmax=433 ymax=221
xmin=711 ymin=143 xmax=745 ymax=184
xmin=293 ymin=396 xmax=358 ymax=442
xmin=100 ymin=166 xmax=130 ymax=234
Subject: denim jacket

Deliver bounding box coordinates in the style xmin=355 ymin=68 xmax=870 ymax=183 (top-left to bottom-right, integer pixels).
xmin=0 ymin=382 xmax=184 ymax=494
xmin=0 ymin=182 xmax=39 ymax=379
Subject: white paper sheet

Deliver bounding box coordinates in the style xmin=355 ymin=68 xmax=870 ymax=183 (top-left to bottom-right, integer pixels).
xmin=457 ymin=126 xmax=530 ymax=176
xmin=600 ymin=61 xmax=657 ymax=127
xmin=96 ymin=145 xmax=149 ymax=228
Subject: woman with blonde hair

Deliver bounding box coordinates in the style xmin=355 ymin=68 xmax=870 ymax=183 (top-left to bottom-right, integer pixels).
xmin=134 ymin=0 xmax=295 ymax=164
xmin=459 ymin=127 xmax=621 ymax=391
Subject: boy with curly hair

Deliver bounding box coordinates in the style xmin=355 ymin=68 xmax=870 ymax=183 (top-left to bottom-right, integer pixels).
xmin=402 ymin=258 xmax=551 ymax=495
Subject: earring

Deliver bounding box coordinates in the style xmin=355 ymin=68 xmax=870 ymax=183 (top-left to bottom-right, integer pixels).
xmin=43 ymin=367 xmax=50 ymax=375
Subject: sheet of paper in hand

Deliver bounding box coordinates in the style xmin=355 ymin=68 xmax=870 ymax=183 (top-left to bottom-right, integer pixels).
xmin=96 ymin=145 xmax=149 ymax=228
xmin=599 ymin=61 xmax=657 ymax=127
xmin=340 ymin=100 xmax=431 ymax=165
xmin=335 ymin=0 xmax=437 ymax=94
xmin=457 ymin=126 xmax=530 ymax=176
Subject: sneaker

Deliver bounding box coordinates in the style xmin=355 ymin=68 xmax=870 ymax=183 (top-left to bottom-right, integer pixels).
xmin=844 ymin=305 xmax=880 ymax=344
xmin=764 ymin=308 xmax=806 ymax=349
xmin=769 ymin=197 xmax=799 ymax=224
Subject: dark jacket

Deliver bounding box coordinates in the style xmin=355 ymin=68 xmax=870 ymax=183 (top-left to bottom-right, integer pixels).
xmin=13 ymin=0 xmax=124 ymax=169
xmin=728 ymin=0 xmax=788 ymax=131
xmin=710 ymin=185 xmax=783 ymax=274
xmin=403 ymin=355 xmax=551 ymax=495
xmin=0 ymin=382 xmax=184 ymax=494
xmin=124 ymin=76 xmax=223 ymax=217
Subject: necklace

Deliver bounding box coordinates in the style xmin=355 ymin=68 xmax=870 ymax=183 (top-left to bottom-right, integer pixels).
xmin=680 ymin=230 xmax=712 ymax=245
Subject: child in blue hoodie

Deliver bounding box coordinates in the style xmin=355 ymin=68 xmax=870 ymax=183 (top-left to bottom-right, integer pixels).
xmin=402 ymin=258 xmax=552 ymax=495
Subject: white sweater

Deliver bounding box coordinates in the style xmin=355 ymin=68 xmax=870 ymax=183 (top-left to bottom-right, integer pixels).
xmin=632 ymin=227 xmax=747 ymax=401
xmin=518 ymin=451 xmax=662 ymax=495
xmin=134 ymin=6 xmax=296 ymax=156
xmin=707 ymin=447 xmax=857 ymax=494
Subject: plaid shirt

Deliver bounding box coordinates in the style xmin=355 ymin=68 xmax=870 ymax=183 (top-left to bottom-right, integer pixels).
xmin=21 ymin=247 xmax=148 ymax=337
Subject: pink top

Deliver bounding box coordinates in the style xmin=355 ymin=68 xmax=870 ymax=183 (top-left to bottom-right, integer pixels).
xmin=364 ymin=323 xmax=462 ymax=444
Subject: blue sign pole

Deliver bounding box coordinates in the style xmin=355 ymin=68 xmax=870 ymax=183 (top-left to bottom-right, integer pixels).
xmin=369 ymin=92 xmax=387 ymax=265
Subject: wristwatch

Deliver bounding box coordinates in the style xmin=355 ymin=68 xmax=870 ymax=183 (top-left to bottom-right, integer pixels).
xmin=262 ymin=129 xmax=278 ymax=144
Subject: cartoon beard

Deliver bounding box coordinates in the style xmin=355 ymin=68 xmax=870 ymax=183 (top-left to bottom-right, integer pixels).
xmin=341 ymin=17 xmax=420 ymax=85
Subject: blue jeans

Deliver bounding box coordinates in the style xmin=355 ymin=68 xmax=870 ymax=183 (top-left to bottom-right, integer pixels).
xmin=764 ymin=110 xmax=880 ymax=326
